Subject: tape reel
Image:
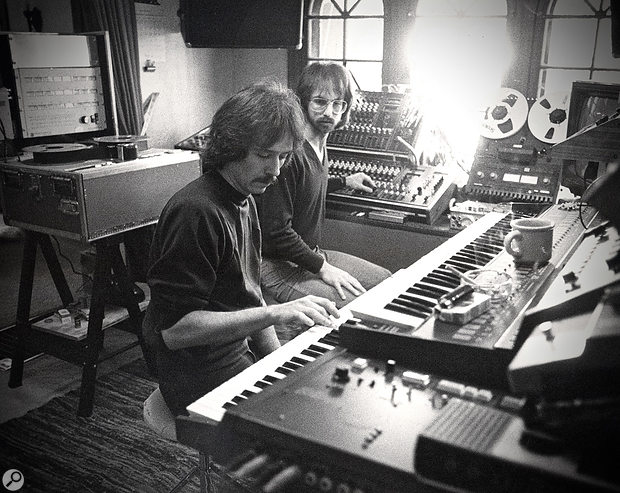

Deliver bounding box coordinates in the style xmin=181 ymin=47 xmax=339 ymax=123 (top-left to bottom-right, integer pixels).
xmin=527 ymin=92 xmax=570 ymax=144
xmin=480 ymin=88 xmax=528 ymax=139
xmin=23 ymin=142 xmax=95 ymax=164
xmin=23 ymin=143 xmax=91 ymax=154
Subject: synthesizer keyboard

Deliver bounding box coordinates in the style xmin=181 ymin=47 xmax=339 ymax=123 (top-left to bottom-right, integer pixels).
xmin=341 ymin=203 xmax=599 ymax=389
xmin=185 ymin=325 xmax=339 ymax=424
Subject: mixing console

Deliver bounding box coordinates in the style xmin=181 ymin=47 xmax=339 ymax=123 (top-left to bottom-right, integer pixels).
xmin=327 ymin=91 xmax=418 ymax=154
xmin=327 ymin=149 xmax=455 ymax=224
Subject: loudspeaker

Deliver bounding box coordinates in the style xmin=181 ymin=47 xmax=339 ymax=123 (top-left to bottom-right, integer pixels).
xmin=612 ymin=0 xmax=620 ymax=58
xmin=178 ymin=0 xmax=304 ymax=49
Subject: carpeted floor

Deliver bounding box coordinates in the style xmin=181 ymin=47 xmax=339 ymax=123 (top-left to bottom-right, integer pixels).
xmin=0 ymin=358 xmax=252 ymax=493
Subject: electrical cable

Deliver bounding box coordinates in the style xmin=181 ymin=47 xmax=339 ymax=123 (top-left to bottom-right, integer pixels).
xmin=51 ymin=235 xmax=93 ymax=283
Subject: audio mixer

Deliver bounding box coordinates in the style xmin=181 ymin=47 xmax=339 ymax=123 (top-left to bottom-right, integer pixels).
xmin=327 ymin=149 xmax=455 ymax=225
xmin=325 ymin=90 xmax=456 ymax=225
xmin=327 ymin=91 xmax=419 ymax=154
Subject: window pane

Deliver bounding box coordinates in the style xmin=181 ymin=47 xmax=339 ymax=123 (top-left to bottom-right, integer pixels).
xmin=308 ymin=18 xmax=344 ymax=59
xmin=545 ymin=18 xmax=597 ymax=66
xmin=320 ymin=0 xmax=344 ymax=16
xmin=539 ymin=68 xmax=591 ymax=96
xmin=345 ymin=19 xmax=383 ymax=60
xmin=350 ymin=0 xmax=384 ymax=16
xmin=549 ymin=0 xmax=598 ymax=16
xmin=591 ymin=70 xmax=620 ymax=84
xmin=595 ymin=19 xmax=620 ymax=69
xmin=347 ymin=61 xmax=383 ymax=91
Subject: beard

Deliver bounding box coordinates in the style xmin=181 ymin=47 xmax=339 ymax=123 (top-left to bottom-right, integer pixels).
xmin=311 ymin=115 xmax=337 ymax=135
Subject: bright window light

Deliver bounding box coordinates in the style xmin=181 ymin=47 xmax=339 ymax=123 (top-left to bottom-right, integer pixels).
xmin=405 ymin=4 xmax=511 ymax=182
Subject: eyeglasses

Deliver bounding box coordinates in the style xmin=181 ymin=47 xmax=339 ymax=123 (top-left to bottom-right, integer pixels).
xmin=309 ymin=97 xmax=348 ymax=115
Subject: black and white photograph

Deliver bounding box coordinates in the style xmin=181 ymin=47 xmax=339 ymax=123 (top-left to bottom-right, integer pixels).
xmin=1 ymin=0 xmax=619 ymax=491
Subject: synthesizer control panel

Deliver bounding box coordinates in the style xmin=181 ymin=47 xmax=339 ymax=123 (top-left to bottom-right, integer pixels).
xmin=327 ymin=90 xmax=418 ymax=154
xmin=327 ymin=149 xmax=455 ymax=225
xmin=325 ymin=89 xmax=455 ymax=226
xmin=198 ymin=347 xmax=616 ymax=493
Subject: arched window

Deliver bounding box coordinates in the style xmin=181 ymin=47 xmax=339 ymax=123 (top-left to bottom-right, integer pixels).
xmin=307 ymin=0 xmax=384 ymax=90
xmin=539 ymin=0 xmax=620 ymax=96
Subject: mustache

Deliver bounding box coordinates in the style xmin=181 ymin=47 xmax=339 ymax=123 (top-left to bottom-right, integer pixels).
xmin=257 ymin=176 xmax=278 ymax=186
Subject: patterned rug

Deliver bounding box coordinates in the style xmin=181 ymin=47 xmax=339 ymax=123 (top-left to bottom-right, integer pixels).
xmin=0 ymin=358 xmax=251 ymax=492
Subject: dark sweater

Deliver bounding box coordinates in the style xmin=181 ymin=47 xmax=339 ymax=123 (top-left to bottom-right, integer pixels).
xmin=256 ymin=140 xmax=342 ymax=273
xmin=142 ymin=170 xmax=263 ymax=414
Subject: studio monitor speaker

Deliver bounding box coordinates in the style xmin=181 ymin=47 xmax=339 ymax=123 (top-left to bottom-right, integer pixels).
xmin=178 ymin=0 xmax=304 ymax=49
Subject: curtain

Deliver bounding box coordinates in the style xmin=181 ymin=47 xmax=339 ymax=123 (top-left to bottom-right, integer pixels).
xmin=71 ymin=0 xmax=144 ymax=136
xmin=72 ymin=0 xmax=150 ymax=283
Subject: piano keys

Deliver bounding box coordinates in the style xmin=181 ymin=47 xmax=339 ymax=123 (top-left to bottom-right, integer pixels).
xmin=186 ymin=324 xmax=340 ymax=424
xmin=345 ymin=211 xmax=510 ymax=329
xmin=340 ymin=204 xmax=600 ymax=389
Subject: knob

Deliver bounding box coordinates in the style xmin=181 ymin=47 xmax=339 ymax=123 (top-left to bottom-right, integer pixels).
xmin=540 ymin=321 xmax=555 ymax=341
xmin=333 ymin=365 xmax=350 ymax=382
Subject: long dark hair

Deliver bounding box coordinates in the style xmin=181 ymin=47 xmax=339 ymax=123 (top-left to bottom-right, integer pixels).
xmin=203 ymin=80 xmax=306 ymax=170
xmin=296 ymin=62 xmax=355 ymax=129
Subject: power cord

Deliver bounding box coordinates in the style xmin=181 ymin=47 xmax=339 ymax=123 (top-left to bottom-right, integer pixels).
xmin=51 ymin=235 xmax=93 ymax=283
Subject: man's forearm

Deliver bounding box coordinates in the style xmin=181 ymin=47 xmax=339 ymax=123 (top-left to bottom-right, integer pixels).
xmin=161 ymin=306 xmax=276 ymax=351
xmin=251 ymin=325 xmax=281 ymax=357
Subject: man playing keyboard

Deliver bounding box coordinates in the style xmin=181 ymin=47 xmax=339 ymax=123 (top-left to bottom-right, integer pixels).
xmin=141 ymin=81 xmax=340 ymax=416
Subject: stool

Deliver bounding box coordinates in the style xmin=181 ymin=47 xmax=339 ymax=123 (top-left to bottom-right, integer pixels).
xmin=143 ymin=387 xmax=211 ymax=493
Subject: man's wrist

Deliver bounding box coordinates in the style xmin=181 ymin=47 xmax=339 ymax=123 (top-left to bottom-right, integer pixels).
xmin=340 ymin=176 xmax=347 ymax=188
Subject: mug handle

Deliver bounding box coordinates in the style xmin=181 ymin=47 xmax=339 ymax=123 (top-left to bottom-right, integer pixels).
xmin=504 ymin=230 xmax=523 ymax=258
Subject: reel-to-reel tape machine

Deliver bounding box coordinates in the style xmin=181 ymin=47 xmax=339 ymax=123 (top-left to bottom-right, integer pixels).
xmin=465 ymin=87 xmax=569 ymax=205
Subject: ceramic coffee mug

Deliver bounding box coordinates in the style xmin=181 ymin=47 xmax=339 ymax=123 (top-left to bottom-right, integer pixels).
xmin=503 ymin=218 xmax=554 ymax=265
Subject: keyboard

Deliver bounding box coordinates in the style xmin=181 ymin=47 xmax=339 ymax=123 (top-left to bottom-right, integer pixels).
xmin=186 ymin=324 xmax=340 ymax=423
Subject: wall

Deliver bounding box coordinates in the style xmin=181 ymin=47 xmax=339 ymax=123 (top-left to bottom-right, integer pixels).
xmin=5 ymin=0 xmax=289 ymax=149
xmin=6 ymin=0 xmax=73 ymax=33
xmin=135 ymin=0 xmax=289 ymax=149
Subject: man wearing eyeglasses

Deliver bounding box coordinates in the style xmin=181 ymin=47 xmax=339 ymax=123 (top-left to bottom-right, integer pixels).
xmin=256 ymin=62 xmax=391 ymax=319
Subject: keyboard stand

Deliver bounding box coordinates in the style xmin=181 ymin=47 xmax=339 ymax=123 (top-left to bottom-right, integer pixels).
xmin=8 ymin=229 xmax=144 ymax=417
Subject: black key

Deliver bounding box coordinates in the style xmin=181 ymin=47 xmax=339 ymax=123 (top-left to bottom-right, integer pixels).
xmin=452 ymin=252 xmax=487 ymax=267
xmin=400 ymin=292 xmax=436 ymax=308
xmin=241 ymin=390 xmax=256 ymax=398
xmin=445 ymin=259 xmax=478 ymax=272
xmin=426 ymin=271 xmax=459 ymax=289
xmin=283 ymin=360 xmax=304 ymax=371
xmin=301 ymin=348 xmax=322 ymax=358
xmin=223 ymin=401 xmax=236 ymax=409
xmin=385 ymin=302 xmax=427 ymax=319
xmin=308 ymin=344 xmax=330 ymax=353
xmin=290 ymin=356 xmax=309 ymax=366
xmin=413 ymin=281 xmax=449 ymax=298
xmin=393 ymin=296 xmax=433 ymax=315
xmin=320 ymin=334 xmax=340 ymax=345
xmin=275 ymin=366 xmax=294 ymax=375
xmin=232 ymin=395 xmax=247 ymax=404
xmin=254 ymin=380 xmax=271 ymax=389
xmin=263 ymin=374 xmax=280 ymax=384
